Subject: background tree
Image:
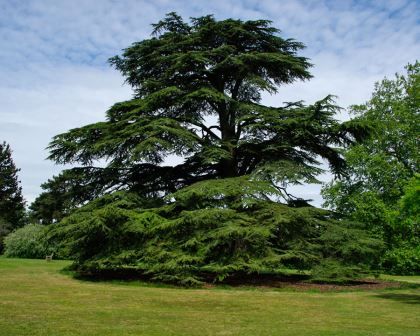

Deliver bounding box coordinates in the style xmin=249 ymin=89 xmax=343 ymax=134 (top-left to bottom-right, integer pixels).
xmin=29 ymin=167 xmax=120 ymax=223
xmin=47 ymin=13 xmax=379 ymax=284
xmin=0 ymin=141 xmax=26 ymax=251
xmin=322 ymin=62 xmax=419 ymax=273
xmin=381 ymin=174 xmax=419 ymax=274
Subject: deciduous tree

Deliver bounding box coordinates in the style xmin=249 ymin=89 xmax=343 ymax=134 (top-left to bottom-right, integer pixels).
xmin=322 ymin=62 xmax=419 ymax=273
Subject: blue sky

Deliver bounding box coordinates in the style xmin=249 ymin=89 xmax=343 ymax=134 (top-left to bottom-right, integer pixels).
xmin=1 ymin=0 xmax=419 ymax=206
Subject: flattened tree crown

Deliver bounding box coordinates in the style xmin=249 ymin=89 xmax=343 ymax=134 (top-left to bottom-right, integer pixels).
xmin=110 ymin=12 xmax=312 ymax=97
xmin=47 ymin=13 xmax=369 ymax=201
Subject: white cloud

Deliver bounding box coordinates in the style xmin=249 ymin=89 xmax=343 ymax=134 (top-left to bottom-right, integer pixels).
xmin=1 ymin=66 xmax=132 ymax=202
xmin=0 ymin=0 xmax=418 ymax=206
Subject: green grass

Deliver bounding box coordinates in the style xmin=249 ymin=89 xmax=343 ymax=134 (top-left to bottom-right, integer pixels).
xmin=0 ymin=258 xmax=419 ymax=336
xmin=380 ymin=274 xmax=420 ymax=284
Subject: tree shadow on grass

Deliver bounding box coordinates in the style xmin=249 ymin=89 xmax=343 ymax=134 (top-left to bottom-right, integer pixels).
xmin=375 ymin=293 xmax=420 ymax=305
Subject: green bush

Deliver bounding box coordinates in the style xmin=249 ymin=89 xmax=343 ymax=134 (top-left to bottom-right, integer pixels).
xmin=4 ymin=224 xmax=54 ymax=259
xmin=381 ymin=246 xmax=420 ymax=275
xmin=380 ymin=175 xmax=420 ymax=275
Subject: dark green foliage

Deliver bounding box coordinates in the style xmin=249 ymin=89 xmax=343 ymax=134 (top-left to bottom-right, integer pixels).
xmin=29 ymin=167 xmax=121 ymax=224
xmin=3 ymin=224 xmax=56 ymax=259
xmin=381 ymin=246 xmax=420 ymax=275
xmin=0 ymin=217 xmax=13 ymax=253
xmin=49 ymin=178 xmax=381 ymax=285
xmin=46 ymin=13 xmax=378 ymax=284
xmin=0 ymin=142 xmax=26 ymax=252
xmin=322 ymin=63 xmax=419 ymax=274
xmin=47 ymin=14 xmax=369 ymax=201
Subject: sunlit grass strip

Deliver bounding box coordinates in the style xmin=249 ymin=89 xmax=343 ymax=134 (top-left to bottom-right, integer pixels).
xmin=0 ymin=258 xmax=419 ymax=336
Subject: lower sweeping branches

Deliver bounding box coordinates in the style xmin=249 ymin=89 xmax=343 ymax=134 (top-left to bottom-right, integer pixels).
xmin=49 ymin=177 xmax=381 ymax=285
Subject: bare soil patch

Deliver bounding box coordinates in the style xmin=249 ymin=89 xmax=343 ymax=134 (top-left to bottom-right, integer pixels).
xmin=217 ymin=273 xmax=405 ymax=291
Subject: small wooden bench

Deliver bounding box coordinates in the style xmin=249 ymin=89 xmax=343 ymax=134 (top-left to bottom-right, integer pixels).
xmin=45 ymin=253 xmax=54 ymax=262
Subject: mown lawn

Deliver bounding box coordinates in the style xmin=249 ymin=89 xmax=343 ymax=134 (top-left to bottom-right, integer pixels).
xmin=0 ymin=258 xmax=419 ymax=336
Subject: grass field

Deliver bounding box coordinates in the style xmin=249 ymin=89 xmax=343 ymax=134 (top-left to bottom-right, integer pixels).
xmin=0 ymin=258 xmax=419 ymax=336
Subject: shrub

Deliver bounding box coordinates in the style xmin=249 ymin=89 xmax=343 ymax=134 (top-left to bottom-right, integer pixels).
xmin=381 ymin=246 xmax=420 ymax=275
xmin=4 ymin=224 xmax=53 ymax=259
xmin=380 ymin=175 xmax=420 ymax=275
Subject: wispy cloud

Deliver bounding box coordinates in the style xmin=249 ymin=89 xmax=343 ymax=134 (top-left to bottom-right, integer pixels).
xmin=1 ymin=0 xmax=418 ymax=205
